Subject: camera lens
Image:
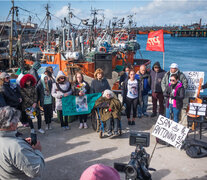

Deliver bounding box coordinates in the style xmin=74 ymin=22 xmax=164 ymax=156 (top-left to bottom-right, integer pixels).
xmin=125 ymin=165 xmax=137 ymax=178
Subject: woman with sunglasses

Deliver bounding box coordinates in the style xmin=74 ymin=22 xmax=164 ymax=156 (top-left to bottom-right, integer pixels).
xmin=51 ymin=71 xmax=72 ymax=130
xmin=164 ymin=74 xmax=185 ymax=123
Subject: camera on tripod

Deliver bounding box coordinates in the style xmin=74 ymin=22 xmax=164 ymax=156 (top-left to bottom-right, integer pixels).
xmin=114 ymin=131 xmax=154 ymax=180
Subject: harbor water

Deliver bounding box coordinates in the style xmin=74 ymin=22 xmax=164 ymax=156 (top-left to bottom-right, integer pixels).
xmin=136 ymin=34 xmax=207 ymax=95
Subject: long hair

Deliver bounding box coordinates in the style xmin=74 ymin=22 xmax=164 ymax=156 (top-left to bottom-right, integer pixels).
xmin=94 ymin=68 xmax=104 ymax=79
xmin=74 ymin=71 xmax=84 ymax=83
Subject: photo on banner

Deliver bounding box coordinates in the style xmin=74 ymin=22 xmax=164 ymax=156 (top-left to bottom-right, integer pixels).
xmin=76 ymin=95 xmax=88 ymax=112
xmin=152 ymin=115 xmax=189 ymax=149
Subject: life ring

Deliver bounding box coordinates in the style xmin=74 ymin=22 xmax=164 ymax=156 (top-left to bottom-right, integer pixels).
xmin=99 ymin=47 xmax=106 ymax=52
xmin=66 ymin=40 xmax=72 ymax=48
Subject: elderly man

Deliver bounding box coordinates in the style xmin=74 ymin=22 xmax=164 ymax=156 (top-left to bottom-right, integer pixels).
xmin=0 ymin=106 xmax=45 ymax=179
xmin=161 ymin=63 xmax=188 ymax=93
xmin=135 ymin=65 xmax=151 ymax=118
xmin=0 ymin=72 xmax=22 ymax=110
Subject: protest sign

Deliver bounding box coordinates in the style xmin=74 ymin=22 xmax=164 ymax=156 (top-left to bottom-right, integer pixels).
xmin=62 ymin=93 xmax=102 ymax=116
xmin=183 ymin=71 xmax=204 ymax=97
xmin=152 ymin=115 xmax=189 ymax=149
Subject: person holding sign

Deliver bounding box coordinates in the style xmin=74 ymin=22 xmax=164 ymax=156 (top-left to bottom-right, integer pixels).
xmin=122 ymin=70 xmax=141 ymax=125
xmin=164 ymin=74 xmax=185 ymax=123
xmin=51 ymin=71 xmax=72 ymax=130
xmin=73 ymin=72 xmax=90 ymax=129
xmin=161 ymin=63 xmax=188 ymax=93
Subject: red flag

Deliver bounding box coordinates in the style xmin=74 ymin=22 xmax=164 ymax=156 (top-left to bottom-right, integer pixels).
xmin=146 ymin=29 xmax=164 ymax=52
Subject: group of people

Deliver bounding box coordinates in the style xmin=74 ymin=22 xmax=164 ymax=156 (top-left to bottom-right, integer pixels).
xmin=120 ymin=62 xmax=188 ymax=124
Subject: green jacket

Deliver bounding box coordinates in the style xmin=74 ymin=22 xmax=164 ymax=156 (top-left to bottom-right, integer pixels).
xmin=95 ymin=97 xmax=122 ymax=122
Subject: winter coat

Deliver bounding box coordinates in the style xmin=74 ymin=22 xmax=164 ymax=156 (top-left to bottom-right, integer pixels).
xmin=163 ymin=82 xmax=185 ymax=110
xmin=161 ymin=70 xmax=188 ymax=92
xmin=135 ymin=72 xmax=151 ymax=96
xmin=37 ymin=74 xmax=53 ymax=107
xmin=94 ymin=96 xmax=122 ymax=122
xmin=1 ymin=82 xmax=22 ymax=108
xmin=122 ymin=78 xmax=142 ymax=105
xmin=20 ymin=74 xmax=37 ymax=110
xmin=150 ymin=62 xmax=166 ymax=93
xmin=51 ymin=71 xmax=72 ymax=110
xmin=73 ymin=80 xmax=90 ymax=96
xmin=90 ymin=78 xmax=111 ymax=93
xmin=0 ymin=130 xmax=45 ymax=180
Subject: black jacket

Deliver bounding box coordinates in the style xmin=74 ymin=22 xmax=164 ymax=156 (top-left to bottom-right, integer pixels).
xmin=150 ymin=61 xmax=166 ymax=93
xmin=0 ymin=92 xmax=6 ymax=107
xmin=90 ymin=78 xmax=111 ymax=93
xmin=73 ymin=81 xmax=90 ymax=96
xmin=122 ymin=78 xmax=142 ymax=105
xmin=163 ymin=82 xmax=185 ymax=110
xmin=2 ymin=82 xmax=22 ymax=108
xmin=119 ymin=73 xmax=128 ymax=88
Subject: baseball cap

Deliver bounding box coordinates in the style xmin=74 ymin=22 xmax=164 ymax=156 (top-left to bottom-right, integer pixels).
xmin=80 ymin=164 xmax=120 ymax=180
xmin=169 ymin=63 xmax=178 ymax=69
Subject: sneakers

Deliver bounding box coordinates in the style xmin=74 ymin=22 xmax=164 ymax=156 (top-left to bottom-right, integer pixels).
xmin=113 ymin=132 xmax=119 ymax=137
xmin=65 ymin=126 xmax=70 ymax=130
xmin=31 ymin=129 xmax=35 ymax=134
xmin=131 ymin=121 xmax=135 ymax=125
xmin=38 ymin=129 xmax=45 ymax=134
xmin=84 ymin=123 xmax=88 ymax=129
xmin=79 ymin=123 xmax=83 ymax=129
xmin=45 ymin=126 xmax=49 ymax=131
xmin=107 ymin=132 xmax=113 ymax=137
xmin=143 ymin=113 xmax=149 ymax=117
xmin=151 ymin=113 xmax=157 ymax=117
xmin=48 ymin=123 xmax=52 ymax=130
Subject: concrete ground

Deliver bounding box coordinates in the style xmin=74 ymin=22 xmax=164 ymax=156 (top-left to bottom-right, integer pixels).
xmin=18 ymin=96 xmax=207 ymax=180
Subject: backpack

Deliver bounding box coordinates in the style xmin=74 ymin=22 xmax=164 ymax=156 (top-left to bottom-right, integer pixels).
xmin=183 ymin=139 xmax=207 ymax=158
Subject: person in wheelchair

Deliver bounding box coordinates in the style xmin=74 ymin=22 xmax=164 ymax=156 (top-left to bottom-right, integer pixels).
xmin=95 ymin=89 xmax=122 ymax=137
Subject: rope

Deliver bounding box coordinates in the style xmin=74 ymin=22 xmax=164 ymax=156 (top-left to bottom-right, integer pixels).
xmin=0 ymin=10 xmax=11 ymax=35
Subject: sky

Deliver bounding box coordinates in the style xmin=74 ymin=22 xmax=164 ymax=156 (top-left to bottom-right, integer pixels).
xmin=0 ymin=0 xmax=207 ymax=29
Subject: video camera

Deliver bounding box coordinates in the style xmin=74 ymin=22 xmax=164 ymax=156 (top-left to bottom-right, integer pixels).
xmin=114 ymin=132 xmax=154 ymax=180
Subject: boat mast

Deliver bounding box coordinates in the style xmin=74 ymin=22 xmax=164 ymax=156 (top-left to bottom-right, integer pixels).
xmin=67 ymin=3 xmax=71 ymax=40
xmin=45 ymin=4 xmax=50 ymax=50
xmin=9 ymin=0 xmax=14 ymax=69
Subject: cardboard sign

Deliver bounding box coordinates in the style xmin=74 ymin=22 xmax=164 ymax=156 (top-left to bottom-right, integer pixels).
xmin=183 ymin=71 xmax=204 ymax=97
xmin=152 ymin=115 xmax=189 ymax=149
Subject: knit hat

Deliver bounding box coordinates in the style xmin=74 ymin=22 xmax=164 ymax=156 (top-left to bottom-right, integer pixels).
xmin=32 ymin=61 xmax=41 ymax=70
xmin=0 ymin=72 xmax=10 ymax=79
xmin=80 ymin=164 xmax=120 ymax=180
xmin=170 ymin=63 xmax=178 ymax=69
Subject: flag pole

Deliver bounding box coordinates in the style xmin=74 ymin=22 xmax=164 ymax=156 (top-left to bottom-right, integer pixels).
xmin=163 ymin=51 xmax=165 ymax=70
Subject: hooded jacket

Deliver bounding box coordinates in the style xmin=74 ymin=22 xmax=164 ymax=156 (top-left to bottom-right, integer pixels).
xmin=20 ymin=74 xmax=37 ymax=110
xmin=51 ymin=71 xmax=72 ymax=110
xmin=150 ymin=61 xmax=166 ymax=93
xmin=161 ymin=69 xmax=188 ymax=92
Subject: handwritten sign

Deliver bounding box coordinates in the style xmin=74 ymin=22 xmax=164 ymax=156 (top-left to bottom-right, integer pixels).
xmin=183 ymin=71 xmax=204 ymax=97
xmin=152 ymin=115 xmax=189 ymax=149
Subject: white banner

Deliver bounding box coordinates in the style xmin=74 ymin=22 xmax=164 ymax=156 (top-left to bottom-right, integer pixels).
xmin=183 ymin=71 xmax=204 ymax=97
xmin=152 ymin=115 xmax=189 ymax=149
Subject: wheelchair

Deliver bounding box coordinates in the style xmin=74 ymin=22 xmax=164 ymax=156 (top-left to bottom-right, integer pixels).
xmin=91 ymin=107 xmax=122 ymax=138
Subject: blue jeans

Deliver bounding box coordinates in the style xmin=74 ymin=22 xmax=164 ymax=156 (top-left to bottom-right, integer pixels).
xmin=138 ymin=94 xmax=148 ymax=115
xmin=166 ymin=104 xmax=180 ymax=123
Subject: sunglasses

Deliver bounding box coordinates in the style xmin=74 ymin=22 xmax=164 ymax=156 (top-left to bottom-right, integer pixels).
xmin=5 ymin=77 xmax=10 ymax=79
xmin=59 ymin=77 xmax=65 ymax=80
xmin=170 ymin=79 xmax=176 ymax=82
